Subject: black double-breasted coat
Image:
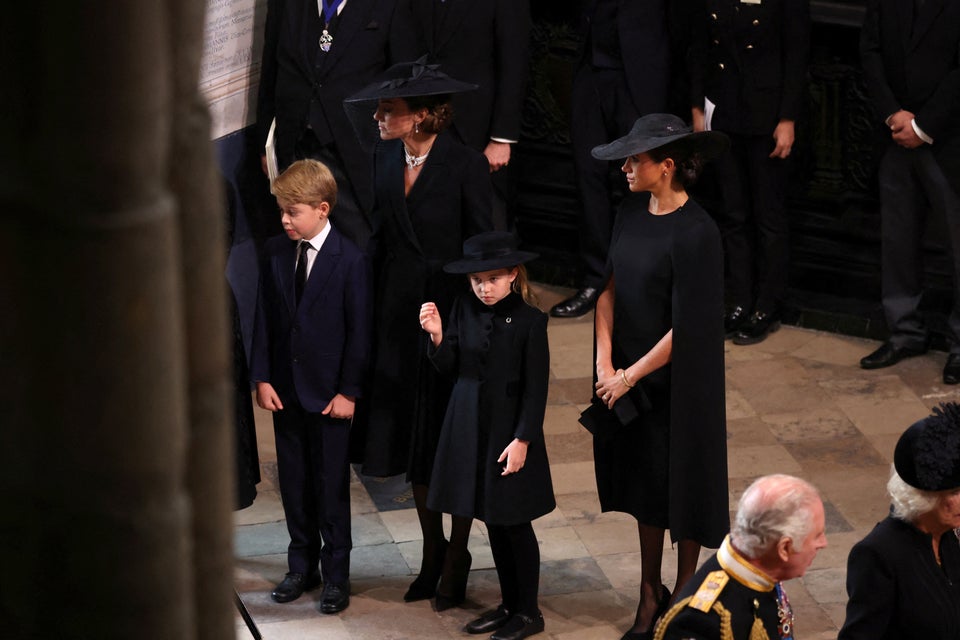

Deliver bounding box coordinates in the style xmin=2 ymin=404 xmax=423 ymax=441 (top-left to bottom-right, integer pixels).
xmin=427 ymin=293 xmax=555 ymax=526
xmin=356 ymin=133 xmax=493 ymax=479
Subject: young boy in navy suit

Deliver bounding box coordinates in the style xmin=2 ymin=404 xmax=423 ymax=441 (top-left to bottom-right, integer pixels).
xmin=250 ymin=159 xmax=372 ymax=613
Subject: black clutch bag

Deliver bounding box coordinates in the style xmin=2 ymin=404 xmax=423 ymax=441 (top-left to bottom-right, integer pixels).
xmin=578 ymin=385 xmax=649 ymax=439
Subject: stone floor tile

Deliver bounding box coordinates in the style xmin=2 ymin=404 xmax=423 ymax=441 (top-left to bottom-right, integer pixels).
xmin=352 ymin=512 xmax=394 ymax=547
xmin=234 ymin=488 xmax=285 ymax=526
xmin=783 ymin=435 xmax=887 ymax=472
xmin=235 ymin=521 xmax=290 ymax=558
xmin=790 ymin=332 xmax=876 ymax=366
xmin=535 ymin=505 xmax=572 ymax=529
xmin=351 ymin=539 xmax=416 ymax=580
xmin=378 ymin=508 xmax=422 ymax=544
xmin=573 ymin=519 xmax=643 ymax=557
xmin=739 ymin=324 xmax=821 ymax=354
xmin=726 ymin=444 xmax=802 ymax=478
xmin=726 ymin=416 xmax=778 ymax=447
xmin=550 ymin=460 xmax=598 ymax=496
xmin=740 ymin=380 xmax=834 ymax=415
xmin=761 ymin=406 xmax=859 ymax=442
xmin=537 ymin=525 xmax=590 ymax=562
xmin=815 ymin=465 xmax=894 ymax=531
xmin=836 ymin=394 xmax=930 ymax=436
xmin=541 ymin=557 xmax=612 ymax=596
xmin=545 ymin=429 xmax=596 ymax=464
xmin=552 ymin=343 xmax=595 ymax=380
xmin=547 ymin=377 xmax=593 ymax=405
xmin=725 ymin=387 xmax=757 ymax=420
xmin=726 ymin=356 xmax=812 ymax=390
xmin=799 ymin=567 xmax=848 ymax=606
xmin=554 ymin=491 xmax=611 ymax=526
xmin=543 ymin=403 xmax=588 ymax=435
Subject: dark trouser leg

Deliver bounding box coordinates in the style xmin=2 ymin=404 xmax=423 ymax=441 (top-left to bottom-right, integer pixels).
xmin=570 ymin=68 xmax=638 ymax=290
xmin=310 ymin=413 xmax=352 ymax=585
xmin=713 ymin=140 xmax=753 ymax=309
xmin=915 ymin=150 xmax=960 ymax=354
xmin=746 ymin=135 xmax=789 ymax=315
xmin=487 ymin=522 xmax=540 ymax=617
xmin=273 ymin=402 xmax=322 ymax=575
xmin=879 ymin=145 xmax=929 ymax=348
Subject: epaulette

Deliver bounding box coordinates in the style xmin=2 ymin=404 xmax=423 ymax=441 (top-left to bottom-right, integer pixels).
xmin=688 ymin=570 xmax=730 ymax=613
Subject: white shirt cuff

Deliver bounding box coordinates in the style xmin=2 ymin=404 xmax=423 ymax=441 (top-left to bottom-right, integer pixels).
xmin=912 ymin=119 xmax=934 ymax=144
xmin=490 ymin=137 xmax=516 ymax=144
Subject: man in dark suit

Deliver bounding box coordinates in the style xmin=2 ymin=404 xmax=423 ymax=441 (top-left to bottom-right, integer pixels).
xmin=257 ymin=0 xmax=418 ymax=251
xmin=858 ymin=0 xmax=960 ymax=383
xmin=409 ymin=0 xmax=531 ymax=230
xmin=688 ymin=0 xmax=810 ymax=345
xmin=551 ymin=0 xmax=673 ymax=318
xmin=250 ymin=160 xmax=372 ymax=612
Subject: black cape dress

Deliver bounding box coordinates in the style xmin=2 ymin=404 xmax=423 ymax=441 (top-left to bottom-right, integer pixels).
xmin=427 ymin=293 xmax=555 ymax=525
xmin=593 ymin=194 xmax=728 ymax=547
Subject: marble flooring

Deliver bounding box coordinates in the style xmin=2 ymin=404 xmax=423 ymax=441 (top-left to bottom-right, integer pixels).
xmin=233 ymin=284 xmax=960 ymax=639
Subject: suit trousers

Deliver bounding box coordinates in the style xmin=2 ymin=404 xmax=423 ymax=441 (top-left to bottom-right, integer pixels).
xmin=879 ymin=144 xmax=960 ymax=352
xmin=713 ymin=133 xmax=789 ymax=314
xmin=571 ymin=66 xmax=642 ymax=289
xmin=295 ymin=130 xmax=372 ymax=252
xmin=273 ymin=398 xmax=353 ymax=584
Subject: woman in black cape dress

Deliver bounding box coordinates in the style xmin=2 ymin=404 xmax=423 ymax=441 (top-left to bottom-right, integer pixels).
xmin=590 ymin=114 xmax=729 ymax=640
xmin=346 ymin=61 xmax=493 ymax=608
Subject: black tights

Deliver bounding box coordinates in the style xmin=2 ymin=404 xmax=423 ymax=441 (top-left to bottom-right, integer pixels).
xmin=412 ymin=484 xmax=472 ymax=581
xmin=487 ymin=521 xmax=540 ymax=616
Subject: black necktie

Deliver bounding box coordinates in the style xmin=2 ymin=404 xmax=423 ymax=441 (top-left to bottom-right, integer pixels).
xmin=295 ymin=241 xmax=310 ymax=304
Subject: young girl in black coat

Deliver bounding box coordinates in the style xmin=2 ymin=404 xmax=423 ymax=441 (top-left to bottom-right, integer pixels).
xmin=419 ymin=231 xmax=555 ymax=640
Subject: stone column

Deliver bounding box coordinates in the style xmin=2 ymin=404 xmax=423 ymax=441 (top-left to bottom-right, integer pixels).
xmin=0 ymin=2 xmax=231 ymax=638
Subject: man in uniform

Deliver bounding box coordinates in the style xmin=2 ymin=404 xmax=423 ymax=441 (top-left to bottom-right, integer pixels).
xmin=655 ymin=475 xmax=827 ymax=640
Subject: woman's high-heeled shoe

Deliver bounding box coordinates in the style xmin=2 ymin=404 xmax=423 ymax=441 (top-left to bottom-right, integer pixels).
xmin=434 ymin=548 xmax=472 ymax=611
xmin=404 ymin=539 xmax=448 ymax=602
xmin=619 ymin=584 xmax=672 ymax=640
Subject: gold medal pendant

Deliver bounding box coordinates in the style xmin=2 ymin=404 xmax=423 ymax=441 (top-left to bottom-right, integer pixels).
xmin=319 ymin=29 xmax=333 ymax=52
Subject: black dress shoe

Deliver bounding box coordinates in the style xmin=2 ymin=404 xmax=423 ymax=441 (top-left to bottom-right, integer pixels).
xmin=944 ymin=354 xmax=960 ymax=384
xmin=404 ymin=539 xmax=448 ymax=602
xmin=464 ymin=604 xmax=511 ymax=634
xmin=860 ymin=341 xmax=927 ymax=370
xmin=724 ymin=305 xmax=749 ymax=338
xmin=732 ymin=311 xmax=781 ymax=345
xmin=550 ymin=287 xmax=599 ymax=318
xmin=319 ymin=581 xmax=350 ymax=614
xmin=271 ymin=571 xmax=322 ymax=603
xmin=491 ymin=612 xmax=545 ymax=640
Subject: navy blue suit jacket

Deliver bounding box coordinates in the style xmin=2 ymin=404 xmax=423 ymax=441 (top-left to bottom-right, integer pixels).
xmin=250 ymin=225 xmax=373 ymax=413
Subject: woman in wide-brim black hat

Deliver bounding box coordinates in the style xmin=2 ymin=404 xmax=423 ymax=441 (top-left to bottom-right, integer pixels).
xmin=345 ymin=59 xmax=494 ymax=611
xmin=839 ymin=402 xmax=960 ymax=639
xmin=588 ymin=113 xmax=730 ymax=640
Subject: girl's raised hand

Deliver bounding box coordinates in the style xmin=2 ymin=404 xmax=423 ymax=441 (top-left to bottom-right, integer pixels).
xmin=498 ymin=438 xmax=528 ymax=475
xmin=419 ymin=302 xmax=442 ymax=341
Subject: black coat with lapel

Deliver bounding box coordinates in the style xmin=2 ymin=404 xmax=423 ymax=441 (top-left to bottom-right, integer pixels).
xmin=410 ymin=0 xmax=531 ymax=149
xmin=358 ymin=133 xmax=493 ymax=477
xmin=257 ymin=0 xmax=419 ymax=212
xmin=860 ymin=0 xmax=960 ymax=192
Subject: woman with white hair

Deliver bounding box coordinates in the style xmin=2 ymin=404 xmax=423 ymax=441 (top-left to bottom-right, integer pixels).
xmin=839 ymin=402 xmax=960 ymax=639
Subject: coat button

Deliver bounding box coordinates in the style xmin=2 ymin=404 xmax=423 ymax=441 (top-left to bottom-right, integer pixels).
xmin=713 ymin=39 xmax=720 ymax=45
xmin=505 ymin=317 xmax=512 ymax=324
xmin=745 ymin=44 xmax=754 ymax=50
xmin=710 ymin=12 xmax=717 ymax=19
xmin=718 ymin=63 xmax=725 ymax=70
xmin=752 ymin=19 xmax=760 ymax=25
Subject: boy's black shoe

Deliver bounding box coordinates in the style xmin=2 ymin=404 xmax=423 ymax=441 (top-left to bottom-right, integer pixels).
xmin=271 ymin=571 xmax=322 ymax=603
xmin=465 ymin=605 xmax=511 ymax=634
xmin=860 ymin=341 xmax=927 ymax=370
xmin=319 ymin=582 xmax=350 ymax=614
xmin=491 ymin=612 xmax=544 ymax=640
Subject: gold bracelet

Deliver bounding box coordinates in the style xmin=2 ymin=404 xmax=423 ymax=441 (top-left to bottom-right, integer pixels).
xmin=619 ymin=369 xmax=634 ymax=388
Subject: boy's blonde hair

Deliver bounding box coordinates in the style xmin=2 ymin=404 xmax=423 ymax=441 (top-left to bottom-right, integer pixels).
xmin=272 ymin=159 xmax=338 ymax=210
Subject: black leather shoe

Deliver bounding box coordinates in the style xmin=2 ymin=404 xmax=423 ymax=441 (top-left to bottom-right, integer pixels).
xmin=860 ymin=341 xmax=927 ymax=370
xmin=944 ymin=354 xmax=960 ymax=384
xmin=319 ymin=581 xmax=350 ymax=614
xmin=491 ymin=612 xmax=545 ymax=640
xmin=271 ymin=571 xmax=322 ymax=603
xmin=465 ymin=605 xmax=512 ymax=634
xmin=724 ymin=305 xmax=749 ymax=338
xmin=550 ymin=287 xmax=599 ymax=318
xmin=732 ymin=311 xmax=781 ymax=345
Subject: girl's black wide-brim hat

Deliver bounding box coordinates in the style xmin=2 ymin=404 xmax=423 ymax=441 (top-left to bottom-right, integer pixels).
xmin=591 ymin=113 xmax=729 ymax=161
xmin=894 ymin=402 xmax=960 ymax=491
xmin=444 ymin=231 xmax=538 ymax=274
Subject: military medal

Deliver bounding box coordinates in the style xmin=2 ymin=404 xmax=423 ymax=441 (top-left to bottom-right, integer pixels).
xmin=319 ymin=29 xmax=333 ymax=52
